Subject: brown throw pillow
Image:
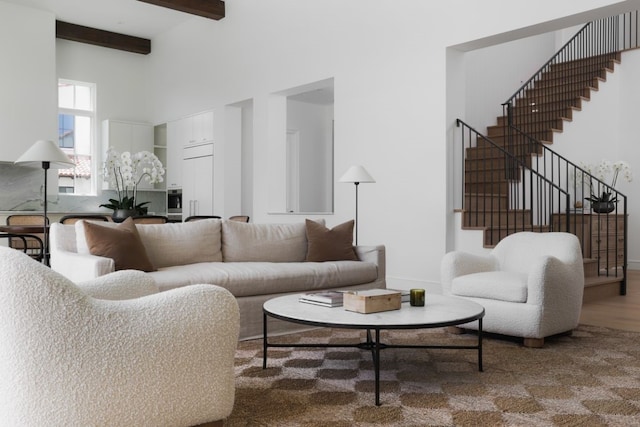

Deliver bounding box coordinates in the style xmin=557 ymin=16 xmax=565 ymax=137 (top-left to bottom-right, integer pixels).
xmin=82 ymin=217 xmax=156 ymax=272
xmin=305 ymin=219 xmax=358 ymax=262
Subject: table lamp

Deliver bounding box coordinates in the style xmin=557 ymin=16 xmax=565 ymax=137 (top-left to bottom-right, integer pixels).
xmin=339 ymin=165 xmax=375 ymax=245
xmin=15 ymin=140 xmax=74 ymax=265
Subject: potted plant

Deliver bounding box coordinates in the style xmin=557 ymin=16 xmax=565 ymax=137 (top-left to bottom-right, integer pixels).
xmin=581 ymin=160 xmax=632 ymax=214
xmin=100 ymin=148 xmax=165 ymax=222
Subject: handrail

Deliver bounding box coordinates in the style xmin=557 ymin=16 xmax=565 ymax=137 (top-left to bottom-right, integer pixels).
xmin=508 ymin=124 xmax=628 ymax=290
xmin=456 ymin=11 xmax=632 ymax=294
xmin=498 ymin=12 xmax=631 ymax=293
xmin=456 ymin=119 xmax=571 ymax=244
xmin=505 ymin=23 xmax=591 ymax=106
xmin=504 ymin=11 xmax=639 ymax=109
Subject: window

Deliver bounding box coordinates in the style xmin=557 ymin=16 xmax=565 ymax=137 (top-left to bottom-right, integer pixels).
xmin=57 ymin=80 xmax=96 ymax=195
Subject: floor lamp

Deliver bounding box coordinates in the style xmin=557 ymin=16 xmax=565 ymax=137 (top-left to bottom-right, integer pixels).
xmin=15 ymin=140 xmax=74 ymax=266
xmin=339 ymin=165 xmax=375 ymax=245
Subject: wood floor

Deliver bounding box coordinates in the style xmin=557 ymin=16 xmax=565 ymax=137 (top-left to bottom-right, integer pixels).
xmin=580 ymin=269 xmax=640 ymax=332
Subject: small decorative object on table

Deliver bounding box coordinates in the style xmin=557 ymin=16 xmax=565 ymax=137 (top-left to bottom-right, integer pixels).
xmin=409 ymin=288 xmax=425 ymax=307
xmin=343 ymin=289 xmax=401 ymax=313
xmin=100 ymin=148 xmax=165 ymax=222
xmin=580 ymin=159 xmax=632 ymax=214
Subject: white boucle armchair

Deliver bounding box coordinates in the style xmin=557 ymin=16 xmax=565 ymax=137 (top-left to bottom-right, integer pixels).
xmin=0 ymin=247 xmax=239 ymax=427
xmin=441 ymin=232 xmax=584 ymax=348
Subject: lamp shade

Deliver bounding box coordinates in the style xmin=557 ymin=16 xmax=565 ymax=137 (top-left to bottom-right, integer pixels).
xmin=339 ymin=165 xmax=375 ymax=184
xmin=15 ymin=140 xmax=74 ymax=169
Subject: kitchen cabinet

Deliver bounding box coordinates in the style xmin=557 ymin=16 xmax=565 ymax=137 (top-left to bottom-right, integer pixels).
xmin=176 ymin=111 xmax=214 ymax=146
xmin=165 ymin=120 xmax=182 ymax=189
xmin=182 ymin=143 xmax=214 ymax=219
xmin=102 ymin=120 xmax=154 ymax=189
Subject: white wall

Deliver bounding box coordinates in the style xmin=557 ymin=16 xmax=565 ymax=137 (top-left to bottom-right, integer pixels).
xmin=286 ymin=99 xmax=333 ymax=213
xmin=0 ymin=2 xmax=56 ymax=161
xmin=464 ymin=31 xmax=558 ymax=131
xmin=2 ymin=1 xmax=628 ymax=288
xmin=56 ymin=39 xmax=152 ymax=135
xmin=146 ymin=0 xmax=631 ymax=291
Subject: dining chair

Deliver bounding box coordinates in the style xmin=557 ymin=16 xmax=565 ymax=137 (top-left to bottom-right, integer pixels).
xmin=184 ymin=215 xmax=222 ymax=222
xmin=132 ymin=215 xmax=169 ymax=224
xmin=59 ymin=214 xmax=111 ymax=224
xmin=6 ymin=214 xmax=48 ymax=261
xmin=228 ymin=215 xmax=250 ymax=223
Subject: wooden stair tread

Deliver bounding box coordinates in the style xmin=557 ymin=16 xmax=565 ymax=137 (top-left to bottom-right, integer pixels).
xmin=585 ymin=274 xmax=625 ymax=288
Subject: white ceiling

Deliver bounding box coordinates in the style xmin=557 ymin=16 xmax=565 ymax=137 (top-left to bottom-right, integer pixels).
xmin=3 ymin=0 xmax=196 ymax=38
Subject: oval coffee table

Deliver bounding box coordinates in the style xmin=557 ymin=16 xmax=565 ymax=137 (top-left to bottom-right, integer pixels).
xmin=263 ymin=293 xmax=485 ymax=405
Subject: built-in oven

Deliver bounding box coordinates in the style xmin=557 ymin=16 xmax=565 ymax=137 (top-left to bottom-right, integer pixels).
xmin=167 ymin=189 xmax=182 ymax=221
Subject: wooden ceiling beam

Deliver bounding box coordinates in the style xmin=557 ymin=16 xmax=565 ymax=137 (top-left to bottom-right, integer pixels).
xmin=137 ymin=0 xmax=225 ymax=20
xmin=56 ymin=21 xmax=151 ymax=55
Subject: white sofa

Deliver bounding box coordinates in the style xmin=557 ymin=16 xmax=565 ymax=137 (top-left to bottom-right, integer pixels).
xmin=440 ymin=232 xmax=584 ymax=347
xmin=0 ymin=246 xmax=239 ymax=427
xmin=50 ymin=218 xmax=386 ymax=339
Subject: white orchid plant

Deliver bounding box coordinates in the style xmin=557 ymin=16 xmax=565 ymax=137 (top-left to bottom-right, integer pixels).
xmin=100 ymin=148 xmax=165 ymax=215
xmin=578 ymin=159 xmax=633 ymax=205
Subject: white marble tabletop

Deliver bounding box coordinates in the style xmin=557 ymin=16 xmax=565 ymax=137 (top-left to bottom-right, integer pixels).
xmin=263 ymin=293 xmax=485 ymax=329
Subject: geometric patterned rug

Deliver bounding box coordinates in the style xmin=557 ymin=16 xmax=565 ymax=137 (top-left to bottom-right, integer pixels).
xmin=226 ymin=325 xmax=640 ymax=426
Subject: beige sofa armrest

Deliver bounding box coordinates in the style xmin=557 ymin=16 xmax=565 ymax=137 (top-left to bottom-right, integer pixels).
xmin=50 ymin=249 xmax=115 ymax=282
xmin=77 ymin=270 xmax=159 ymax=300
xmin=355 ymin=245 xmax=386 ymax=279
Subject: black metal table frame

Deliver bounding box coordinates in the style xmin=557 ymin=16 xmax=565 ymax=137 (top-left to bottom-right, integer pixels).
xmin=262 ymin=309 xmax=484 ymax=406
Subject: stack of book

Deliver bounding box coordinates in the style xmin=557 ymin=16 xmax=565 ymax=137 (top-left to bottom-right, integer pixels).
xmin=298 ymin=291 xmax=344 ymax=307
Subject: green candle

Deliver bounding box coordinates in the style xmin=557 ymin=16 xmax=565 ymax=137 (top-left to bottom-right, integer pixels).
xmin=410 ymin=288 xmax=425 ymax=306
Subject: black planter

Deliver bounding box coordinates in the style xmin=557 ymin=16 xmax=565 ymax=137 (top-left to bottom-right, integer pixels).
xmin=591 ymin=201 xmax=615 ymax=214
xmin=112 ymin=209 xmax=137 ymax=223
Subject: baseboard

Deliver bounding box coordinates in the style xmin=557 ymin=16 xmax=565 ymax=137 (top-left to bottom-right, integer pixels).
xmin=627 ymin=260 xmax=640 ymax=271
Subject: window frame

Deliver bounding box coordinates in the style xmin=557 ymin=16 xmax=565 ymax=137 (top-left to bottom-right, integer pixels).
xmin=57 ymin=78 xmax=97 ymax=195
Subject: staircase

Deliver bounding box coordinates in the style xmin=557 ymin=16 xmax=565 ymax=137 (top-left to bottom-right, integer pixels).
xmin=455 ymin=12 xmax=638 ymax=300
xmin=462 ymin=53 xmax=621 ymax=242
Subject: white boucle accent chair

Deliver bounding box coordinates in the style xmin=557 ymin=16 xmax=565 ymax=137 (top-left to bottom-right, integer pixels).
xmin=0 ymin=247 xmax=239 ymax=427
xmin=441 ymin=232 xmax=584 ymax=348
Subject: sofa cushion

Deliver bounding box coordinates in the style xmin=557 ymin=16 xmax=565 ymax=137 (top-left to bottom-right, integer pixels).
xmin=135 ymin=219 xmax=222 ymax=268
xmin=222 ymin=219 xmax=324 ymax=262
xmin=451 ymin=271 xmax=528 ymax=303
xmin=148 ymin=260 xmax=379 ymax=296
xmin=305 ymin=219 xmax=358 ymax=262
xmin=81 ymin=217 xmax=156 ymax=272
xmin=77 ymin=218 xmax=222 ymax=268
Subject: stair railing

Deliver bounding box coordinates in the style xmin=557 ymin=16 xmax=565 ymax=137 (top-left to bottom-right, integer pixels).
xmin=508 ymin=125 xmax=628 ymax=293
xmin=456 ymin=119 xmax=628 ymax=294
xmin=456 ymin=119 xmax=571 ymax=245
xmin=495 ymin=11 xmax=633 ymax=293
xmin=502 ymin=11 xmax=639 ymax=149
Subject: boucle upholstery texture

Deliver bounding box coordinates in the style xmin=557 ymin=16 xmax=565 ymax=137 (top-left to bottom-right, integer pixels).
xmin=50 ymin=219 xmax=386 ymax=339
xmin=0 ymin=247 xmax=239 ymax=427
xmin=441 ymin=232 xmax=584 ymax=341
xmin=76 ymin=269 xmax=159 ymax=300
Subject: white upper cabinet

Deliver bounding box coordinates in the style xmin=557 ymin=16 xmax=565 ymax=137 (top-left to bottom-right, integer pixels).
xmin=179 ymin=111 xmax=214 ymax=146
xmin=164 ymin=111 xmax=214 ymax=190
